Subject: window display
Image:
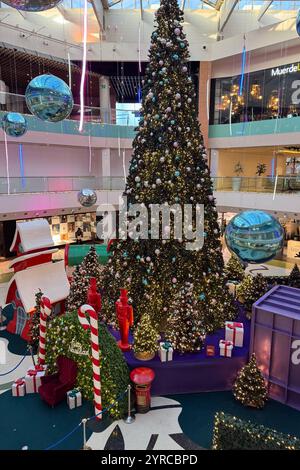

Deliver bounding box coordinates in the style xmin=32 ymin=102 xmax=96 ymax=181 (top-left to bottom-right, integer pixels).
xmin=211 ymin=61 xmax=300 ymax=124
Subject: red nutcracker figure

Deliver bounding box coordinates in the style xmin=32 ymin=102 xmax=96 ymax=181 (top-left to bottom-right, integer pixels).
xmin=87 ymin=277 xmax=102 ymax=314
xmin=115 ymin=289 xmax=134 ymax=352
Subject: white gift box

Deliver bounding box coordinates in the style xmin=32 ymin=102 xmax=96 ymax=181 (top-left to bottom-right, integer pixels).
xmin=219 ymin=340 xmax=233 ymax=358
xmin=67 ymin=389 xmax=82 ymax=409
xmin=25 ymin=365 xmax=47 ymax=394
xmin=12 ymin=379 xmax=26 ymax=397
xmin=225 ymin=321 xmax=244 ymax=347
xmin=159 ymin=342 xmax=174 ymax=362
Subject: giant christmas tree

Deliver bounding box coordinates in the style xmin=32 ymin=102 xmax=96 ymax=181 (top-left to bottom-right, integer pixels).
xmin=101 ymin=0 xmax=236 ymax=340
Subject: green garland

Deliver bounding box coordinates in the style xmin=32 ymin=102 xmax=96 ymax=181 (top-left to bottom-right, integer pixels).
xmin=45 ymin=311 xmax=130 ymax=419
xmin=212 ymin=412 xmax=300 ymax=450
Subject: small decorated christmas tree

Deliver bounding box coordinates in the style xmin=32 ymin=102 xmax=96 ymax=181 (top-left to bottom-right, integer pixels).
xmin=81 ymin=245 xmax=103 ymax=286
xmin=233 ymin=353 xmax=268 ymax=409
xmin=28 ymin=289 xmax=43 ymax=347
xmin=45 ymin=310 xmax=129 ymax=418
xmin=29 ymin=289 xmax=56 ymax=348
xmin=166 ymin=282 xmax=206 ymax=353
xmin=134 ymin=313 xmax=158 ymax=360
xmin=289 ymin=264 xmax=300 ymax=289
xmin=237 ymin=274 xmax=268 ymax=313
xmin=66 ymin=265 xmax=90 ymax=311
xmin=225 ymin=255 xmax=245 ymax=282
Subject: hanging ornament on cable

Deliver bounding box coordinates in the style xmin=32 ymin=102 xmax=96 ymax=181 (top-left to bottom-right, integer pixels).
xmin=2 ymin=112 xmax=27 ymax=137
xmin=1 ymin=0 xmax=62 ymax=12
xmin=239 ymin=36 xmax=247 ymax=96
xmin=79 ymin=0 xmax=88 ymax=132
xmin=25 ymin=74 xmax=73 ymax=122
xmin=19 ymin=144 xmax=26 ymax=189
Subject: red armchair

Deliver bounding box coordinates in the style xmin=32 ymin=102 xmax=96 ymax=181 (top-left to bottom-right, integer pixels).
xmin=39 ymin=356 xmax=78 ymax=407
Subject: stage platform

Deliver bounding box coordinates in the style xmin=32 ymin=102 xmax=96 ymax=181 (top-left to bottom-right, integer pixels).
xmin=111 ymin=308 xmax=250 ymax=396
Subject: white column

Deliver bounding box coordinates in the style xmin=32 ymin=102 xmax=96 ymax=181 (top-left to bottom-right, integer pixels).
xmin=99 ymin=76 xmax=111 ymax=124
xmin=210 ymin=149 xmax=219 ymax=177
xmin=102 ymin=148 xmax=111 ymax=190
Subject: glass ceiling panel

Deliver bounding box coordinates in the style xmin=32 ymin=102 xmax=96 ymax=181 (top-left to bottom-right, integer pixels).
xmin=237 ymin=0 xmax=300 ymax=9
xmin=108 ymin=1 xmax=215 ymax=9
xmin=108 ymin=0 xmax=300 ymax=9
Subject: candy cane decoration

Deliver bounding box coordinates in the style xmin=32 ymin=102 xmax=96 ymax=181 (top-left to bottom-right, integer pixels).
xmin=78 ymin=304 xmax=102 ymax=419
xmin=39 ymin=296 xmax=52 ymax=365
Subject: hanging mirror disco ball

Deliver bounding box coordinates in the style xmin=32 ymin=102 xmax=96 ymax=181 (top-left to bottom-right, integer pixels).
xmin=1 ymin=0 xmax=62 ymax=12
xmin=25 ymin=74 xmax=73 ymax=123
xmin=2 ymin=112 xmax=27 ymax=137
xmin=225 ymin=210 xmax=284 ymax=264
xmin=78 ymin=189 xmax=97 ymax=208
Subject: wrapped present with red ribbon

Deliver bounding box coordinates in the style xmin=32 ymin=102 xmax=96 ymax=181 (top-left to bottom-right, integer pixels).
xmin=12 ymin=378 xmax=26 ymax=397
xmin=25 ymin=367 xmax=46 ymax=394
xmin=219 ymin=340 xmax=233 ymax=358
xmin=225 ymin=321 xmax=244 ymax=347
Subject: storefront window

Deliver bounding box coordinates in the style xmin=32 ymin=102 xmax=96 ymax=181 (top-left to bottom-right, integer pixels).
xmin=210 ymin=62 xmax=300 ymax=124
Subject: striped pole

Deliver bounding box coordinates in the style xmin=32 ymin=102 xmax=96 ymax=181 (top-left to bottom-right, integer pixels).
xmin=39 ymin=296 xmax=52 ymax=365
xmin=78 ymin=304 xmax=102 ymax=419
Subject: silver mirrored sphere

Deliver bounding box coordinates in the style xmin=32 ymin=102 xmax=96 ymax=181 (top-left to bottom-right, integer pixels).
xmin=2 ymin=112 xmax=27 ymax=137
xmin=25 ymin=74 xmax=73 ymax=123
xmin=1 ymin=0 xmax=62 ymax=11
xmin=78 ymin=189 xmax=97 ymax=207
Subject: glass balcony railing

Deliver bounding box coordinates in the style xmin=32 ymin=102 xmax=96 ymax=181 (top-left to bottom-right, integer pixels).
xmin=212 ymin=176 xmax=300 ymax=193
xmin=1 ymin=176 xmax=300 ymax=195
xmin=0 ymin=92 xmax=140 ymax=127
xmin=0 ymin=176 xmax=126 ymax=195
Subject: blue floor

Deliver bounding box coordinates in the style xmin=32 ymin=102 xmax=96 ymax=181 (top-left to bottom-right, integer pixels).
xmin=170 ymin=391 xmax=300 ymax=449
xmin=0 ymin=390 xmax=94 ymax=450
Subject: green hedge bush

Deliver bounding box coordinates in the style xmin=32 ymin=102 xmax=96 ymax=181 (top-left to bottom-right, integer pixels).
xmin=212 ymin=412 xmax=300 ymax=450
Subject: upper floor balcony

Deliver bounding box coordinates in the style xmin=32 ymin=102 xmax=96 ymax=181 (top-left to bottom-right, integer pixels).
xmin=209 ymin=116 xmax=300 ymax=149
xmin=0 ymin=92 xmax=136 ymax=145
xmin=1 ymin=176 xmax=300 ymax=220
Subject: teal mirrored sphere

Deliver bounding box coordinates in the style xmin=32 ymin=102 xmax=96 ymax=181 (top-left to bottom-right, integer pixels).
xmin=2 ymin=112 xmax=27 ymax=137
xmin=1 ymin=0 xmax=62 ymax=11
xmin=25 ymin=74 xmax=73 ymax=122
xmin=225 ymin=210 xmax=284 ymax=264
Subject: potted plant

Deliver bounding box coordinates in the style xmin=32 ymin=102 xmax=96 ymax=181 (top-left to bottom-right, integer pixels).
xmin=256 ymin=162 xmax=267 ymax=190
xmin=232 ymin=161 xmax=243 ymax=191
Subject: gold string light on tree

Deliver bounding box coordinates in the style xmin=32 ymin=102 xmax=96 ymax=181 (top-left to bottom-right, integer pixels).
xmin=99 ymin=0 xmax=237 ymax=345
xmin=250 ymin=84 xmax=262 ymax=100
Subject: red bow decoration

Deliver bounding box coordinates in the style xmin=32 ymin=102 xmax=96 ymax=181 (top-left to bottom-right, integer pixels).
xmin=220 ymin=340 xmax=232 ymax=346
xmin=15 ymin=378 xmax=25 ymax=386
xmin=220 ymin=340 xmax=232 ymax=356
xmin=228 ymin=322 xmax=243 ymax=329
xmin=35 ymin=365 xmax=45 ymax=372
xmin=27 ymin=369 xmax=37 ymax=377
